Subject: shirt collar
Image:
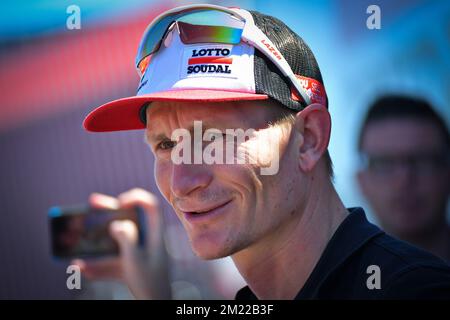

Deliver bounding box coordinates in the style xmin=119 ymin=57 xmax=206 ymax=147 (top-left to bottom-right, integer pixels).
xmin=235 ymin=207 xmax=384 ymax=300
xmin=294 ymin=207 xmax=383 ymax=298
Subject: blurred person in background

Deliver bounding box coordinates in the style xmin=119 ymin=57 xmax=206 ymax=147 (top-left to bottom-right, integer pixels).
xmin=357 ymin=95 xmax=450 ymax=261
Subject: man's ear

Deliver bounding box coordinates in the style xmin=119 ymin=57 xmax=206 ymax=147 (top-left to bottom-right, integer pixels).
xmin=294 ymin=103 xmax=331 ymax=172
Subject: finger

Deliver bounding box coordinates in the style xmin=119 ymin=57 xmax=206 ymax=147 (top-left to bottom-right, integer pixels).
xmin=86 ymin=189 xmax=170 ymax=299
xmin=71 ymin=258 xmax=123 ymax=280
xmin=89 ymin=193 xmax=120 ymax=210
xmin=109 ymin=220 xmax=160 ymax=299
xmin=117 ymin=188 xmax=164 ymax=247
xmin=117 ymin=188 xmax=160 ymax=215
xmin=71 ymin=259 xmax=85 ymax=272
xmin=109 ymin=220 xmax=139 ymax=256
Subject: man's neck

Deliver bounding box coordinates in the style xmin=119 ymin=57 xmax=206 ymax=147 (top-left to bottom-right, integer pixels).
xmin=231 ymin=177 xmax=348 ymax=299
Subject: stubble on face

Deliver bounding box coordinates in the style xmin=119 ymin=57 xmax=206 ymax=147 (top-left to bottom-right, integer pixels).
xmin=146 ymin=100 xmax=302 ymax=259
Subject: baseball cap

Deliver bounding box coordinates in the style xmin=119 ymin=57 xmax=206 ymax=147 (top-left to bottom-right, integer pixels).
xmin=83 ymin=5 xmax=327 ymax=132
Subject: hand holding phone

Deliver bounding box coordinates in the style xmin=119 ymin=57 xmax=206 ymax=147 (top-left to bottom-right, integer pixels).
xmin=49 ymin=205 xmax=146 ymax=259
xmin=49 ymin=188 xmax=171 ymax=299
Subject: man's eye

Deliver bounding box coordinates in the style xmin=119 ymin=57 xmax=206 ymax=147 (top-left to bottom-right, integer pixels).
xmin=369 ymin=158 xmax=392 ymax=170
xmin=205 ymin=131 xmax=235 ymax=141
xmin=204 ymin=131 xmax=221 ymax=140
xmin=157 ymin=140 xmax=176 ymax=150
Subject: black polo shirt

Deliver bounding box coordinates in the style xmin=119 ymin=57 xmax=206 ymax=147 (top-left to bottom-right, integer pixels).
xmin=235 ymin=207 xmax=450 ymax=299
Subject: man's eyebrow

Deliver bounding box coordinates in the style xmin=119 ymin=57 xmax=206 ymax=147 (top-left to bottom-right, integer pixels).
xmin=144 ymin=132 xmax=168 ymax=145
xmin=143 ymin=121 xmax=224 ymax=145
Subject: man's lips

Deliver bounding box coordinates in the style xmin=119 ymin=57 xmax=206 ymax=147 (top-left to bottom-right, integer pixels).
xmin=179 ymin=199 xmax=233 ymax=215
xmin=181 ymin=199 xmax=233 ymax=224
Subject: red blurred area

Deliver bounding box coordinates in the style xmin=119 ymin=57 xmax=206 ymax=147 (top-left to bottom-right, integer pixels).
xmin=0 ymin=4 xmax=170 ymax=132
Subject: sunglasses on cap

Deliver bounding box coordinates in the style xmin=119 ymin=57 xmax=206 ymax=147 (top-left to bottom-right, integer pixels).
xmin=135 ymin=4 xmax=312 ymax=106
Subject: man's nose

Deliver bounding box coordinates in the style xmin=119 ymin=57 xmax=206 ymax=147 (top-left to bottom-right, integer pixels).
xmin=391 ymin=163 xmax=417 ymax=188
xmin=170 ymin=163 xmax=213 ymax=198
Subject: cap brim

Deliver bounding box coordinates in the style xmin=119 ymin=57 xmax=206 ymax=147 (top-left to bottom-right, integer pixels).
xmin=83 ymin=89 xmax=269 ymax=132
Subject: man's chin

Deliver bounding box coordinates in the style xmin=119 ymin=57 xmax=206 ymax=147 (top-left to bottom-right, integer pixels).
xmin=189 ymin=237 xmax=237 ymax=260
xmin=195 ymin=251 xmax=228 ymax=260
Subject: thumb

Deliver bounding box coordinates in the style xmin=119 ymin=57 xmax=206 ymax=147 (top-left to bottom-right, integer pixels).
xmin=110 ymin=219 xmax=160 ymax=299
xmin=109 ymin=220 xmax=139 ymax=256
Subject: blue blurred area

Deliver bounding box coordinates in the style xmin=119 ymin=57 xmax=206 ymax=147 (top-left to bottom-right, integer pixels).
xmin=0 ymin=0 xmax=448 ymax=299
xmin=0 ymin=0 xmax=160 ymax=40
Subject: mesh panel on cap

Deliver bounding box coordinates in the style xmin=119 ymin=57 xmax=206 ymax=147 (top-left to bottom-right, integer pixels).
xmin=250 ymin=10 xmax=328 ymax=111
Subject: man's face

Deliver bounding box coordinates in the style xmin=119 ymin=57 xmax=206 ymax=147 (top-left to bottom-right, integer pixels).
xmin=145 ymin=100 xmax=305 ymax=259
xmin=358 ymin=118 xmax=450 ymax=238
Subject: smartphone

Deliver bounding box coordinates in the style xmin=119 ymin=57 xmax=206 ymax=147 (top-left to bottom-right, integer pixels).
xmin=48 ymin=205 xmax=147 ymax=259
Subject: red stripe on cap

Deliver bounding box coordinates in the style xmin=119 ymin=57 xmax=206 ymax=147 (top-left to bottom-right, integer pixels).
xmin=291 ymin=75 xmax=327 ymax=106
xmin=188 ymin=57 xmax=233 ymax=65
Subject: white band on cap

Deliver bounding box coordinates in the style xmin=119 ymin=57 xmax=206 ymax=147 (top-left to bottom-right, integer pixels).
xmin=137 ymin=23 xmax=256 ymax=96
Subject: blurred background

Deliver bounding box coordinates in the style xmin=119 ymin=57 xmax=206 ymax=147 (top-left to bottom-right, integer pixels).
xmin=0 ymin=0 xmax=449 ymax=299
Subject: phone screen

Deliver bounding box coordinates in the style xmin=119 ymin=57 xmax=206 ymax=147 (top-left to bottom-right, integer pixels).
xmin=48 ymin=205 xmax=146 ymax=259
